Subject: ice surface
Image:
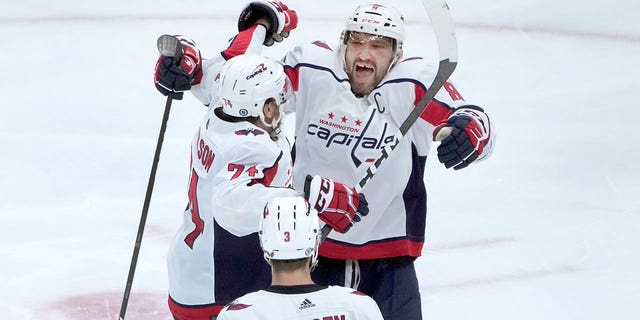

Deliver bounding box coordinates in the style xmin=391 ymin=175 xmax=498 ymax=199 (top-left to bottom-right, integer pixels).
xmin=1 ymin=0 xmax=639 ymax=319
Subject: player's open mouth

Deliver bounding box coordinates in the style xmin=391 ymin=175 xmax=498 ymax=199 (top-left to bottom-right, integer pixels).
xmin=354 ymin=63 xmax=374 ymax=81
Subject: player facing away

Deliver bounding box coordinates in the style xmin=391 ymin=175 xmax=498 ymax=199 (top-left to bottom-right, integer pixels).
xmin=160 ymin=53 xmax=368 ymax=320
xmin=153 ymin=1 xmax=495 ymax=319
xmin=217 ymin=196 xmax=384 ymax=320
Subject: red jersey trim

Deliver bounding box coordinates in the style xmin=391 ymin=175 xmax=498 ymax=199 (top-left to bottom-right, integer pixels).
xmin=168 ymin=295 xmax=226 ymax=319
xmin=318 ymin=237 xmax=425 ymax=260
xmin=221 ymin=25 xmax=260 ymax=60
xmin=414 ymin=84 xmax=454 ymax=126
xmin=283 ymin=65 xmax=300 ymax=92
xmin=250 ymin=151 xmax=283 ymax=187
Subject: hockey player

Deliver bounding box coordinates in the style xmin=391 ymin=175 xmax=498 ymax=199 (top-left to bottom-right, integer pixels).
xmin=154 ymin=2 xmax=495 ymax=319
xmin=217 ymin=196 xmax=383 ymax=320
xmin=159 ymin=51 xmax=368 ymax=320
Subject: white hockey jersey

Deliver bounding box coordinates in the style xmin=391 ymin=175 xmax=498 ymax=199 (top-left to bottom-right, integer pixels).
xmin=167 ymin=102 xmax=300 ymax=311
xmin=166 ymin=24 xmax=303 ymax=317
xmin=217 ymin=285 xmax=384 ymax=320
xmin=187 ymin=25 xmax=494 ymax=263
xmin=281 ymin=41 xmax=494 ymax=260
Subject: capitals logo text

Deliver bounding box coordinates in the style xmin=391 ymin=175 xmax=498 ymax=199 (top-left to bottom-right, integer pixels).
xmin=307 ymin=110 xmax=395 ymax=167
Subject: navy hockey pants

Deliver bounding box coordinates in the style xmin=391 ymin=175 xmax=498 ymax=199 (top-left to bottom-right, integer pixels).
xmin=312 ymin=256 xmax=422 ymax=320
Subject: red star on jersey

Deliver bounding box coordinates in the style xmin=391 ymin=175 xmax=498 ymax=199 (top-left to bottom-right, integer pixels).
xmin=341 ymin=116 xmax=348 ymax=123
xmin=328 ymin=112 xmax=334 ymax=119
xmin=355 ymin=119 xmax=362 ymax=126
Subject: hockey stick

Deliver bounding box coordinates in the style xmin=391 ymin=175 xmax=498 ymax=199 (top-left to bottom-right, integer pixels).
xmin=320 ymin=0 xmax=458 ymax=241
xmin=118 ymin=35 xmax=182 ymax=320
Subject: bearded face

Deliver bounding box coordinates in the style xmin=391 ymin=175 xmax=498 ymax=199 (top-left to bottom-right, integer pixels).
xmin=344 ymin=32 xmax=397 ymax=97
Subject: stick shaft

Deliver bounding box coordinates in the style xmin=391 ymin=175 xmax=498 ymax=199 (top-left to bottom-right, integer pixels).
xmin=119 ymin=96 xmax=173 ymax=320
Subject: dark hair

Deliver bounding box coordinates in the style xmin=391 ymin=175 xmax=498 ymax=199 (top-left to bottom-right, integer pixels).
xmin=214 ymin=106 xmax=259 ymax=123
xmin=270 ymin=258 xmax=310 ymax=272
xmin=214 ymin=98 xmax=277 ymax=124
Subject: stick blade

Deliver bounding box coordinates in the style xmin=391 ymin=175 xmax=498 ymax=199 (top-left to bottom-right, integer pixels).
xmin=422 ymin=0 xmax=458 ymax=63
xmin=157 ymin=34 xmax=182 ymax=57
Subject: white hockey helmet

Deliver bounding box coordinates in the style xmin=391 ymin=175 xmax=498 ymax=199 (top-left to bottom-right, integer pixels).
xmin=260 ymin=196 xmax=320 ymax=264
xmin=218 ymin=55 xmax=287 ymax=126
xmin=343 ymin=3 xmax=406 ymax=52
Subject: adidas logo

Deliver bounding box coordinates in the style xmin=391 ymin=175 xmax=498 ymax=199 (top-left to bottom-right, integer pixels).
xmin=298 ymin=298 xmax=316 ymax=310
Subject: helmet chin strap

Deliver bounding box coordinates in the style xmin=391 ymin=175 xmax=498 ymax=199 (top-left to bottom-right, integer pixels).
xmin=309 ymin=240 xmax=319 ymax=271
xmin=387 ymin=50 xmax=403 ymax=74
xmin=259 ymin=108 xmax=283 ymax=140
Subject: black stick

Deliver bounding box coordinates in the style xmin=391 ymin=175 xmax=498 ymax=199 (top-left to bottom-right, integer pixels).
xmin=118 ymin=96 xmax=173 ymax=320
xmin=119 ymin=34 xmax=182 ymax=320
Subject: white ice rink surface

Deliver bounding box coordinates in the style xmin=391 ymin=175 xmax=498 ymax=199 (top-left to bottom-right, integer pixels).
xmin=1 ymin=0 xmax=639 ymax=319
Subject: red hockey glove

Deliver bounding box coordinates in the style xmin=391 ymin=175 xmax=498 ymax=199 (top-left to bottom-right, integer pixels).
xmin=303 ymin=175 xmax=369 ymax=233
xmin=433 ymin=105 xmax=492 ymax=170
xmin=154 ymin=36 xmax=202 ymax=100
xmin=237 ymin=1 xmax=298 ymax=46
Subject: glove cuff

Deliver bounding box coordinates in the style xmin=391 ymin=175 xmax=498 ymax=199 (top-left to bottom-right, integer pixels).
xmin=304 ymin=175 xmax=335 ymax=213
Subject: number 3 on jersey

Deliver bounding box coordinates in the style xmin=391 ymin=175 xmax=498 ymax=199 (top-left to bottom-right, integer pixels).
xmin=184 ymin=170 xmax=205 ymax=249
